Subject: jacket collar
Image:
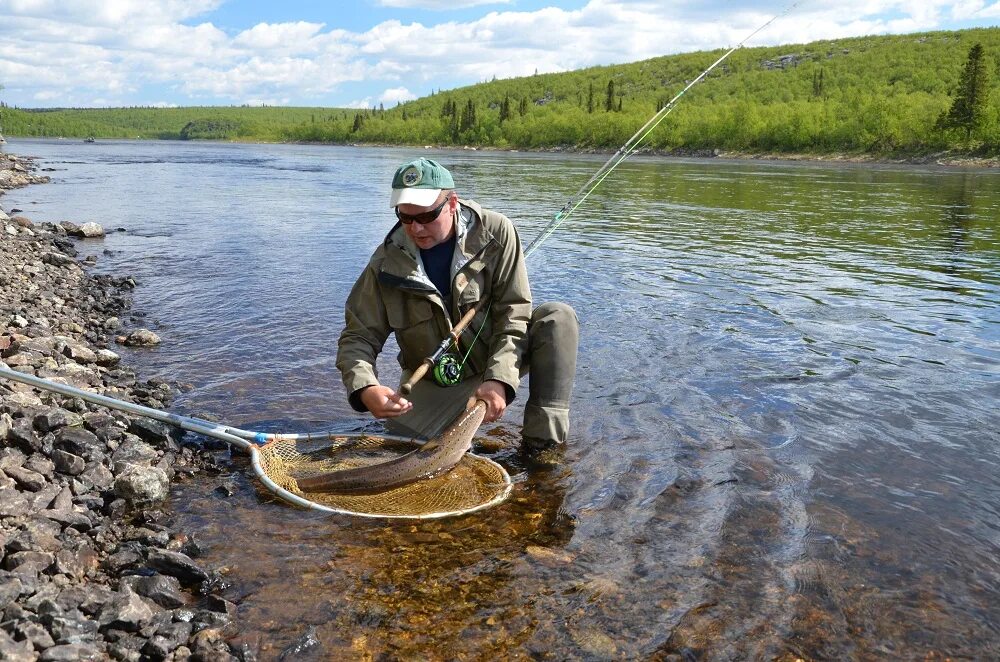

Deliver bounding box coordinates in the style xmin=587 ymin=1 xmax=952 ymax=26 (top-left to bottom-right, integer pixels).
xmin=379 ymin=198 xmax=494 ymax=290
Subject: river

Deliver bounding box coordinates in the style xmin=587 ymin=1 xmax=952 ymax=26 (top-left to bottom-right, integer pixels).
xmin=3 ymin=138 xmax=999 ymax=659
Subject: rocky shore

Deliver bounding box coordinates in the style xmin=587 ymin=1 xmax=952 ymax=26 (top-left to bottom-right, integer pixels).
xmin=1 ymin=152 xmax=244 ymax=661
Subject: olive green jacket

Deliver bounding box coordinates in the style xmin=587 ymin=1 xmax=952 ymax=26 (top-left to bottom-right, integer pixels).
xmin=337 ymin=199 xmax=532 ymax=411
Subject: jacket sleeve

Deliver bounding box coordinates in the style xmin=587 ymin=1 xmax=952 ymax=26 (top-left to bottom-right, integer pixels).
xmin=482 ymin=213 xmax=532 ymax=400
xmin=336 ymin=260 xmax=391 ymax=412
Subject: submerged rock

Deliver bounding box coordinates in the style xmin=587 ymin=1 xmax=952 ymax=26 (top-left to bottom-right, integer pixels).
xmin=120 ymin=328 xmax=160 ymax=347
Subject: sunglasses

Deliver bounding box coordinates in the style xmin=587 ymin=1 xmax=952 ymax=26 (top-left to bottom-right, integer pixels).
xmin=395 ymin=196 xmax=450 ymax=225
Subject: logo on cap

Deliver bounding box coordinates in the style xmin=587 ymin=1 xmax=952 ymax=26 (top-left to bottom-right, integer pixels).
xmin=402 ymin=166 xmax=422 ymax=187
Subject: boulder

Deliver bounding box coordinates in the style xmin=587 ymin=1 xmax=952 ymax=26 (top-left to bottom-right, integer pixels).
xmin=114 ymin=465 xmax=169 ymax=505
xmin=120 ymin=329 xmax=160 ymax=347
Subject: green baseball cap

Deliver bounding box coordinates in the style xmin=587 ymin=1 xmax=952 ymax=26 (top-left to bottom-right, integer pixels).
xmin=389 ymin=157 xmax=455 ymax=208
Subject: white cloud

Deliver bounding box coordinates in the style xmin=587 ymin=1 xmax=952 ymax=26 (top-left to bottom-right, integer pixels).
xmin=380 ymin=87 xmax=417 ymax=104
xmin=0 ymin=0 xmax=997 ymax=107
xmin=377 ymin=0 xmax=512 ymax=8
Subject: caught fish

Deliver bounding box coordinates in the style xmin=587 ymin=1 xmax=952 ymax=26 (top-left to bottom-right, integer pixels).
xmin=296 ymin=400 xmax=487 ymax=494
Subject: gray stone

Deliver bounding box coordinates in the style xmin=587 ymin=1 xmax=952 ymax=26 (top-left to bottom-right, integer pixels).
xmin=24 ymin=453 xmax=55 ymax=478
xmin=54 ymin=426 xmax=104 ymax=461
xmin=52 ymin=449 xmax=86 ymax=476
xmin=121 ymin=328 xmax=160 ymax=347
xmin=57 ymin=584 xmax=112 ymax=616
xmin=0 ymin=488 xmax=30 ymax=517
xmin=5 ymin=464 xmax=47 ymax=491
xmin=77 ymin=462 xmax=114 ymax=491
xmin=47 ymin=608 xmax=100 ymax=643
xmin=145 ymin=549 xmax=209 ymax=586
xmin=40 ymin=643 xmax=103 ymax=661
xmin=62 ymin=341 xmax=98 ymax=364
xmin=4 ymin=550 xmax=54 ymax=574
xmin=34 ymin=407 xmax=85 ymax=433
xmin=14 ymin=619 xmax=55 ymax=649
xmin=41 ymin=509 xmax=93 ymax=531
xmin=0 ymin=629 xmax=35 ymax=662
xmin=42 ymin=251 xmax=76 ymax=268
xmin=114 ymin=465 xmax=169 ymax=505
xmin=77 ymin=222 xmax=105 ymax=238
xmin=122 ymin=574 xmax=187 ymax=609
xmin=51 ymin=545 xmax=99 ymax=579
xmin=7 ymin=526 xmax=61 ymax=553
xmin=126 ymin=418 xmax=174 ymax=448
xmin=0 ymin=576 xmax=23 ymax=610
xmin=98 ymin=587 xmax=155 ymax=632
xmin=111 ymin=437 xmax=158 ymax=473
xmin=95 ymin=349 xmax=120 ymax=366
xmin=8 ymin=417 xmax=42 ymax=453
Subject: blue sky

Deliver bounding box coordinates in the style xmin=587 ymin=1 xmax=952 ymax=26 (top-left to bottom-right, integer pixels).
xmin=1 ymin=1 xmax=998 ymax=109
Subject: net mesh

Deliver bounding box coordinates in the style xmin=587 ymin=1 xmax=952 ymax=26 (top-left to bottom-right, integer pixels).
xmin=256 ymin=434 xmax=510 ymax=517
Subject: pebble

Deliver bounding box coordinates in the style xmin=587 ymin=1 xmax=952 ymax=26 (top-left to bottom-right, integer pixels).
xmin=1 ymin=151 xmax=239 ymax=658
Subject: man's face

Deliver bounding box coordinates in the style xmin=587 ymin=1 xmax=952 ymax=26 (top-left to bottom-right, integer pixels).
xmin=398 ymin=192 xmax=456 ymax=250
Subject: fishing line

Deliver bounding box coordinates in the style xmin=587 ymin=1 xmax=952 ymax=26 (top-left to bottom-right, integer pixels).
xmin=523 ymin=0 xmax=802 ymax=259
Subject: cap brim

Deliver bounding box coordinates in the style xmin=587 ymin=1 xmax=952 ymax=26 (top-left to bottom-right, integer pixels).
xmin=390 ymin=187 xmax=442 ymax=208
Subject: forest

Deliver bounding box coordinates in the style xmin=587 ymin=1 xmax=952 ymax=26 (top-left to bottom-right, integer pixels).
xmin=2 ymin=27 xmax=998 ymax=158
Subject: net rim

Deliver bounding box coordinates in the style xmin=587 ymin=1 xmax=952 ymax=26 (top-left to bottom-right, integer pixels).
xmin=248 ymin=436 xmax=513 ymax=519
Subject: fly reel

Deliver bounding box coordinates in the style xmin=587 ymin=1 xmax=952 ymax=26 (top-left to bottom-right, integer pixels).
xmin=433 ymin=353 xmax=463 ymax=387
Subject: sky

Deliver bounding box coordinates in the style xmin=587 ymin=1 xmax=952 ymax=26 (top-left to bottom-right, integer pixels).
xmin=0 ymin=0 xmax=998 ymax=109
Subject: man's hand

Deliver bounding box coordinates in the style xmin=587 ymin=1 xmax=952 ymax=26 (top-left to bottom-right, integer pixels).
xmin=472 ymin=380 xmax=507 ymax=423
xmin=360 ymin=385 xmax=413 ymax=418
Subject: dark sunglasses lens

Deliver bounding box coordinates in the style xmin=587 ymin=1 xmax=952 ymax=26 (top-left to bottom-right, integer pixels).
xmin=396 ymin=198 xmax=447 ymax=225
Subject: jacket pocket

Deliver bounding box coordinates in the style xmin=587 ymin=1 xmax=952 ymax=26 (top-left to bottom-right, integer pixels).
xmin=386 ymin=296 xmax=439 ymax=368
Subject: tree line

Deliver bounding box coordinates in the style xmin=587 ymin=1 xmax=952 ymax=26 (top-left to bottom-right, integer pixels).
xmin=2 ymin=27 xmax=998 ymax=157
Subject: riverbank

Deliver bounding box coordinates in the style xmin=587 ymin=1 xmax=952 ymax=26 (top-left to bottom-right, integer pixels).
xmin=1 ymin=152 xmax=244 ymax=661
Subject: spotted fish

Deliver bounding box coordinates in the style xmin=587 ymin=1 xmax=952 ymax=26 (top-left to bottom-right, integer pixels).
xmin=296 ymin=400 xmax=487 ymax=494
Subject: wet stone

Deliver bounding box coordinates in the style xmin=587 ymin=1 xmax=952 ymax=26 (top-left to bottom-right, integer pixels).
xmin=122 ymin=573 xmax=187 ymax=609
xmin=127 ymin=418 xmax=174 ymax=448
xmin=121 ymin=329 xmax=160 ymax=347
xmin=144 ymin=549 xmax=209 ymax=586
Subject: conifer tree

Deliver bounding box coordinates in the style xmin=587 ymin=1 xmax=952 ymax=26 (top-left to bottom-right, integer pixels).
xmin=938 ymin=43 xmax=992 ymax=138
xmin=587 ymin=82 xmax=594 ymax=113
xmin=605 ymin=80 xmax=615 ymax=112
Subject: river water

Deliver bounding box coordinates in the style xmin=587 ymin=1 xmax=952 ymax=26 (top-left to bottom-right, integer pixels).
xmin=4 ymin=138 xmax=999 ymax=659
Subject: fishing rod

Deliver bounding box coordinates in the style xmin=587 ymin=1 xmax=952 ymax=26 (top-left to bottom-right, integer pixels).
xmin=401 ymin=2 xmax=800 ymax=395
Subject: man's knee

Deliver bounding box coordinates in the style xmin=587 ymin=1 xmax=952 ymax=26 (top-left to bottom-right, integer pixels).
xmin=531 ymin=301 xmax=578 ymax=329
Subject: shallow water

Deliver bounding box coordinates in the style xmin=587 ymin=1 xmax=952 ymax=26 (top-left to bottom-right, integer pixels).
xmin=4 ymin=138 xmax=1000 ymax=659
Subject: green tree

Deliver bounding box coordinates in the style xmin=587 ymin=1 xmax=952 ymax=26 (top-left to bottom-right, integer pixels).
xmin=605 ymin=79 xmax=615 ymax=111
xmin=499 ymin=95 xmax=511 ymax=124
xmin=938 ymin=43 xmax=992 ymax=138
xmin=587 ymin=82 xmax=594 ymax=113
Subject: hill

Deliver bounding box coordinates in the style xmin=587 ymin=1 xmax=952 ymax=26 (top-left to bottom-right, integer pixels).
xmin=2 ymin=26 xmax=998 ymax=158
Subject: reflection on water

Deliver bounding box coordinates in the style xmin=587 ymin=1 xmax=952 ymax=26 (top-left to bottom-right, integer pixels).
xmin=5 ymin=139 xmax=999 ymax=658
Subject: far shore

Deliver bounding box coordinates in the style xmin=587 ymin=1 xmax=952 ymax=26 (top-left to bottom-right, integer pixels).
xmin=5 ymin=135 xmax=998 ymax=169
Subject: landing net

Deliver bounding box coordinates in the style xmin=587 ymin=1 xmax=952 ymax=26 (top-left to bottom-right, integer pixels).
xmin=253 ymin=433 xmax=512 ymax=519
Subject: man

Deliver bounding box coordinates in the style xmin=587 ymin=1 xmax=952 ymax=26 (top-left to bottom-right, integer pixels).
xmin=336 ymin=157 xmax=578 ymax=453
